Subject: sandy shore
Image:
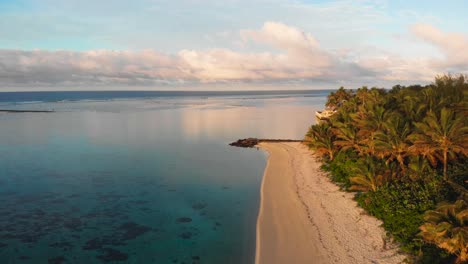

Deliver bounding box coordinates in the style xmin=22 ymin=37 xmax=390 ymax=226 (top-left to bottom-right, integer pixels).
xmin=255 ymin=142 xmax=405 ymax=264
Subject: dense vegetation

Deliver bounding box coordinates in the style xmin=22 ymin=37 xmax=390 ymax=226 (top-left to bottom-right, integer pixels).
xmin=306 ymin=75 xmax=468 ymax=263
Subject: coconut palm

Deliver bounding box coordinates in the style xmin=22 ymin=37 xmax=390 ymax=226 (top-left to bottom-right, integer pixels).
xmin=306 ymin=123 xmax=336 ymax=160
xmin=409 ymin=108 xmax=468 ymax=180
xmin=419 ymin=200 xmax=468 ymax=263
xmin=401 ymin=95 xmax=426 ymax=123
xmin=326 ymin=86 xmax=353 ymax=109
xmin=332 ymin=122 xmax=364 ymax=156
xmin=375 ymin=114 xmax=412 ymax=175
xmin=407 ymin=155 xmax=434 ymax=182
xmin=349 ymin=158 xmax=388 ymax=192
xmin=354 ymin=104 xmax=388 ymax=157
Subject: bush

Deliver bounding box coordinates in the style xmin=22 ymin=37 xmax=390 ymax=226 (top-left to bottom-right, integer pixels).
xmin=321 ymin=150 xmax=358 ymax=188
xmin=355 ymin=179 xmax=452 ymax=262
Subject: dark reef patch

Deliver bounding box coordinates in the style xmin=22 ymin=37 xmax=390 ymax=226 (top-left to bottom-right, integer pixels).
xmin=176 ymin=217 xmax=192 ymax=223
xmin=97 ymin=248 xmax=128 ymax=262
xmin=63 ymin=218 xmax=82 ymax=231
xmin=49 ymin=241 xmax=73 ymax=250
xmin=191 ymin=203 xmax=207 ymax=210
xmin=179 ymin=232 xmax=193 ymax=239
xmin=82 ymin=237 xmax=126 ymax=251
xmin=130 ymin=200 xmax=148 ymax=205
xmin=118 ymin=222 xmax=151 ymax=241
xmin=48 ymin=256 xmax=66 ymax=264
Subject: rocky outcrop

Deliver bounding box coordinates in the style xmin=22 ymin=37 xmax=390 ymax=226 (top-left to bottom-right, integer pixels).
xmin=229 ymin=138 xmax=303 ymax=148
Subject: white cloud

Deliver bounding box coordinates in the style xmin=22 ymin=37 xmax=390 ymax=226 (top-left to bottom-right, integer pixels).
xmin=179 ymin=22 xmax=334 ymax=81
xmin=354 ymin=23 xmax=468 ymax=82
xmin=411 ymin=23 xmax=468 ymax=70
xmin=0 ymin=21 xmax=466 ymax=89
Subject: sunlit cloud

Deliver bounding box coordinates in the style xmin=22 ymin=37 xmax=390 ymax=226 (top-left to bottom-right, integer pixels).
xmin=410 ymin=23 xmax=468 ymax=70
xmin=0 ymin=21 xmax=466 ymax=89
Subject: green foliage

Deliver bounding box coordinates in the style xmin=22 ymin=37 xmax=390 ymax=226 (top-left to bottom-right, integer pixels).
xmin=321 ymin=150 xmax=358 ymax=188
xmin=356 ymin=180 xmax=442 ymax=252
xmin=306 ymin=74 xmax=468 ymax=263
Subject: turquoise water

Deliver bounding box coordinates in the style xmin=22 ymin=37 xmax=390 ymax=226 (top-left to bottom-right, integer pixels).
xmin=0 ymin=93 xmax=326 ymax=263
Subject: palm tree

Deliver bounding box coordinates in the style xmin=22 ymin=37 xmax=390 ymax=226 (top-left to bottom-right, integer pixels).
xmin=419 ymin=200 xmax=468 ymax=263
xmin=349 ymin=158 xmax=387 ymax=192
xmin=402 ymin=95 xmax=426 ymax=123
xmin=409 ymin=108 xmax=468 ymax=180
xmin=354 ymin=104 xmax=388 ymax=157
xmin=326 ymin=86 xmax=353 ymax=109
xmin=306 ymin=123 xmax=336 ymax=160
xmin=407 ymin=155 xmax=434 ymax=181
xmin=333 ymin=122 xmax=364 ymax=156
xmin=375 ymin=114 xmax=412 ymax=175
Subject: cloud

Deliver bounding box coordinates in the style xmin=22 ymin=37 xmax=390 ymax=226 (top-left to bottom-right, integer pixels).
xmin=357 ymin=55 xmax=437 ymax=81
xmin=0 ymin=22 xmax=466 ymax=89
xmin=355 ymin=24 xmax=468 ymax=82
xmin=0 ymin=49 xmax=190 ymax=86
xmin=179 ymin=22 xmax=334 ymax=81
xmin=410 ymin=23 xmax=468 ymax=70
xmin=0 ymin=22 xmax=341 ymax=87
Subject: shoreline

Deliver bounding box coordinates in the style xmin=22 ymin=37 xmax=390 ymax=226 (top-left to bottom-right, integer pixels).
xmin=255 ymin=142 xmax=405 ymax=264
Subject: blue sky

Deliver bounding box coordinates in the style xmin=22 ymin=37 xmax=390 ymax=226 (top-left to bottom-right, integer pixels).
xmin=0 ymin=0 xmax=467 ymax=90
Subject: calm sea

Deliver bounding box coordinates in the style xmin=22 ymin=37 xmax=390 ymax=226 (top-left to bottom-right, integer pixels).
xmin=0 ymin=90 xmax=329 ymax=263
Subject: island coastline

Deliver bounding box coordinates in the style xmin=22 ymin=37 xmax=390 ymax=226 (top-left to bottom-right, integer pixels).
xmin=255 ymin=142 xmax=406 ymax=264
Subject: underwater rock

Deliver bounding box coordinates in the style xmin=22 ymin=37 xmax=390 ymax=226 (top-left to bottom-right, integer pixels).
xmin=191 ymin=203 xmax=207 ymax=210
xmin=82 ymin=238 xmax=105 ymax=250
xmin=49 ymin=242 xmax=73 ymax=250
xmin=97 ymin=248 xmax=128 ymax=262
xmin=82 ymin=236 xmax=127 ymax=251
xmin=176 ymin=217 xmax=192 ymax=223
xmin=63 ymin=218 xmax=82 ymax=231
xmin=118 ymin=222 xmax=151 ymax=240
xmin=179 ymin=232 xmax=192 ymax=239
xmin=131 ymin=200 xmax=149 ymax=205
xmin=48 ymin=256 xmax=66 ymax=264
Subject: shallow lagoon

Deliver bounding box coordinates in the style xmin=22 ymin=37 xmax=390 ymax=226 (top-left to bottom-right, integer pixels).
xmin=0 ymin=93 xmax=326 ymax=263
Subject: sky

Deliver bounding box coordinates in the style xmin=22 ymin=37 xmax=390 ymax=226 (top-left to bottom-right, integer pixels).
xmin=0 ymin=0 xmax=467 ymax=91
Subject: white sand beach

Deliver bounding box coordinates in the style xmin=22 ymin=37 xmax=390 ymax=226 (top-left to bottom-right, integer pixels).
xmin=255 ymin=142 xmax=406 ymax=264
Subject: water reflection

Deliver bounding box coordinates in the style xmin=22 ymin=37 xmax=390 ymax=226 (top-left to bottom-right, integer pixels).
xmin=0 ymin=94 xmax=326 ymax=263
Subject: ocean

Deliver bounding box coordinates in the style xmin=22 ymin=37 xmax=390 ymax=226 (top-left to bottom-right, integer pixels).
xmin=0 ymin=90 xmax=329 ymax=263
